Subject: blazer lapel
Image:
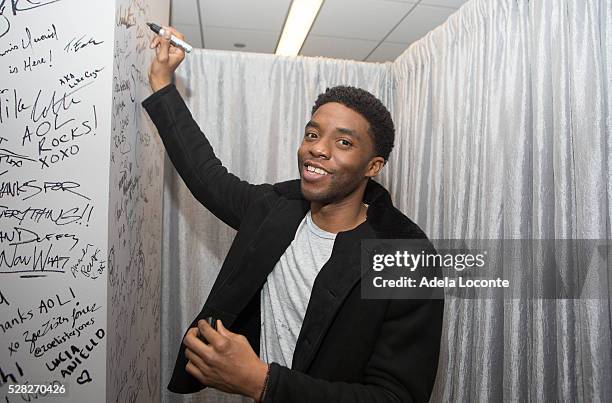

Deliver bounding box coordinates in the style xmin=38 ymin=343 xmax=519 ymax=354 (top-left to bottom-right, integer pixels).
xmin=291 ymin=222 xmax=377 ymax=372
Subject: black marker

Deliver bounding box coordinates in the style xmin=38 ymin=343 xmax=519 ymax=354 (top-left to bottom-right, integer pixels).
xmin=198 ymin=316 xmax=217 ymax=344
xmin=147 ymin=22 xmax=193 ymax=53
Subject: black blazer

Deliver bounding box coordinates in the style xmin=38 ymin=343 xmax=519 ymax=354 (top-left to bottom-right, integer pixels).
xmin=143 ymin=84 xmax=444 ymax=403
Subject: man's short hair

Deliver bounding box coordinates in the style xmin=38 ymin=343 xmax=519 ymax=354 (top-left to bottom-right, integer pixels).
xmin=311 ymin=86 xmax=395 ymax=161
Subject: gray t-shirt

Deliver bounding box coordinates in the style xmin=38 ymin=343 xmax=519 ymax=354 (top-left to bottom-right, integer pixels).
xmin=259 ymin=210 xmax=336 ymax=367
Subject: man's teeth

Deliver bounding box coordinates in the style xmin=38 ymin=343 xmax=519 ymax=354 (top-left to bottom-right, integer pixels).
xmin=306 ymin=165 xmax=328 ymax=175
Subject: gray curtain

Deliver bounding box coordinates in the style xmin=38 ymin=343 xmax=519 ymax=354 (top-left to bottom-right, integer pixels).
xmin=161 ymin=0 xmax=612 ymax=401
xmin=391 ymin=0 xmax=611 ymax=401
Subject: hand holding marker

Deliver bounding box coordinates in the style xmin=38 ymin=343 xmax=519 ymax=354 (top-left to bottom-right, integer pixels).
xmin=147 ymin=22 xmax=193 ymax=53
xmin=147 ymin=25 xmax=187 ymax=92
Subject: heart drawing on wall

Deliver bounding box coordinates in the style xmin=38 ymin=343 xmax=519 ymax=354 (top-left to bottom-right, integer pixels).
xmin=77 ymin=369 xmax=92 ymax=384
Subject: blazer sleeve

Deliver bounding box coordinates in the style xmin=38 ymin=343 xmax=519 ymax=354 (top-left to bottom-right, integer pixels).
xmin=142 ymin=84 xmax=273 ymax=230
xmin=262 ymin=298 xmax=444 ymax=403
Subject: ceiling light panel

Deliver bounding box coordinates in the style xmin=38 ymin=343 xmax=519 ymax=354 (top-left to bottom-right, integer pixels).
xmin=276 ymin=0 xmax=324 ymax=56
xmin=308 ymin=0 xmax=415 ymax=41
xmin=199 ymin=0 xmax=292 ymax=31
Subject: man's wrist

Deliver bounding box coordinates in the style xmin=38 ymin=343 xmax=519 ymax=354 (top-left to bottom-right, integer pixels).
xmin=150 ymin=78 xmax=172 ymax=92
xmin=247 ymin=361 xmax=270 ymax=401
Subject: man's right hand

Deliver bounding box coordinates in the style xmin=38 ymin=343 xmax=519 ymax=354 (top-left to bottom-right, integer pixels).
xmin=148 ymin=26 xmax=186 ymax=92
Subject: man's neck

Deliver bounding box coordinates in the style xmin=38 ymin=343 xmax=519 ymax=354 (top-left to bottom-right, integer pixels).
xmin=309 ymin=191 xmax=368 ymax=234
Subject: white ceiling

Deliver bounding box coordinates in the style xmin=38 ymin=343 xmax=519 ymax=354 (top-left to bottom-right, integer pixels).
xmin=170 ymin=0 xmax=467 ymax=63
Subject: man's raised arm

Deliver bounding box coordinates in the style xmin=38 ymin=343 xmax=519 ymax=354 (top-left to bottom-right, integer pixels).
xmin=142 ymin=27 xmax=272 ymax=230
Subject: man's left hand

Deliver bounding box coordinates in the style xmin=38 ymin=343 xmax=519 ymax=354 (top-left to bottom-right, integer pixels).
xmin=183 ymin=319 xmax=269 ymax=400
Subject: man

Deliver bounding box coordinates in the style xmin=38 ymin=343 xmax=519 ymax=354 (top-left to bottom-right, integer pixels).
xmin=144 ymin=28 xmax=443 ymax=402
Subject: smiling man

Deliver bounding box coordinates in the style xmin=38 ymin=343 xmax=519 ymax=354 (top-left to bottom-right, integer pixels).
xmin=143 ymin=28 xmax=444 ymax=403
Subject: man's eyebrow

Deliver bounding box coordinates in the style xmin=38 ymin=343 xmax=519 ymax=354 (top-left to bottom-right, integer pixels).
xmin=305 ymin=121 xmax=320 ymax=130
xmin=336 ymin=127 xmax=359 ymax=138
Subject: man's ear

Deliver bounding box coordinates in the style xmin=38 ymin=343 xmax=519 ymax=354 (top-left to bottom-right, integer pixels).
xmin=365 ymin=156 xmax=385 ymax=178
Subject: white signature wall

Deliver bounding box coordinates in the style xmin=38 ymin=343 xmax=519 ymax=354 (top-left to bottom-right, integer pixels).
xmin=0 ymin=0 xmax=167 ymax=402
xmin=108 ymin=0 xmax=167 ymax=402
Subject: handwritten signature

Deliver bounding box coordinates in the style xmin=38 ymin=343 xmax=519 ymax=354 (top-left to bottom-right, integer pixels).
xmin=64 ymin=35 xmax=103 ymax=53
xmin=0 ymin=0 xmax=62 ymax=39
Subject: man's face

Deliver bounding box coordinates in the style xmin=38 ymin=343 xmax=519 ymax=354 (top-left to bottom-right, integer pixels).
xmin=297 ymin=102 xmax=382 ymax=204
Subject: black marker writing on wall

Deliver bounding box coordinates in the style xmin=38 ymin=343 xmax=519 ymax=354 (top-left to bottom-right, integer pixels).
xmin=45 ymin=328 xmax=105 ymax=379
xmin=0 ymin=0 xmax=62 ymax=39
xmin=0 ymin=148 xmax=36 ymax=168
xmin=64 ymin=35 xmax=104 ymax=53
xmin=0 ymin=0 xmax=62 ymax=15
xmin=70 ymin=243 xmax=104 ymax=279
xmin=0 ymin=361 xmax=24 ymax=387
xmin=0 ymin=243 xmax=70 ymax=274
xmin=76 ymin=369 xmax=92 ymax=384
xmin=0 ymin=177 xmax=91 ymax=201
xmin=0 ymin=287 xmax=76 ymax=336
xmin=116 ymin=5 xmax=136 ymax=29
xmin=0 ymin=202 xmax=93 ymax=226
xmin=21 ymin=23 xmax=58 ymax=51
xmin=30 ymin=316 xmax=95 ymax=358
xmin=0 ymin=289 xmax=8 ymax=306
xmin=70 ymin=300 xmax=101 ymax=328
xmin=22 ymin=49 xmax=53 ymax=72
xmin=38 ymin=287 xmax=75 ymax=314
